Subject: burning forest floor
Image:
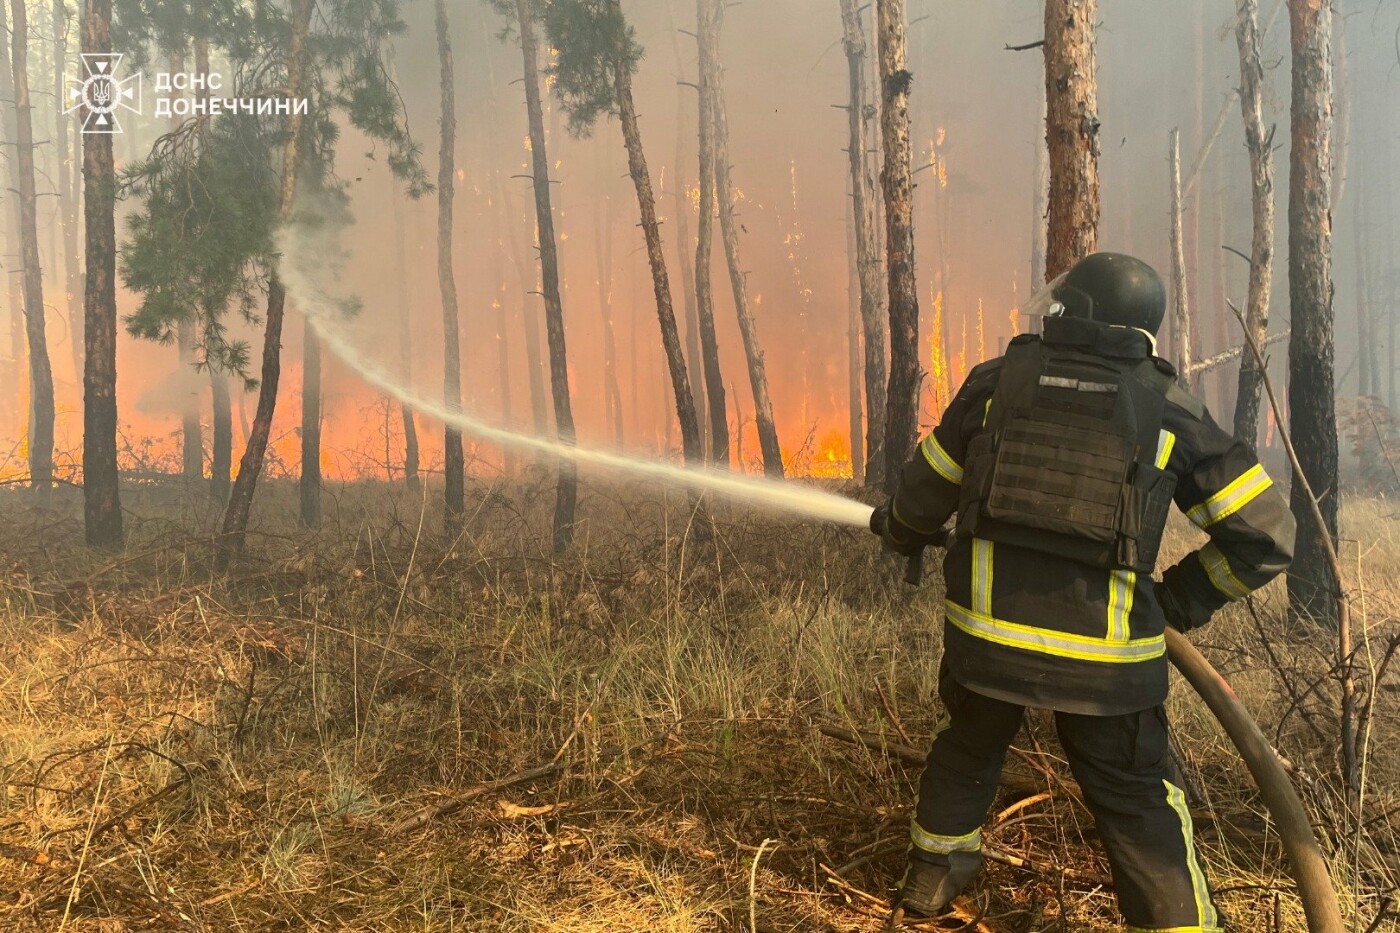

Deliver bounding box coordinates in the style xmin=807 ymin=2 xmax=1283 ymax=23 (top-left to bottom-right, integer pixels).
xmin=0 ymin=476 xmax=1395 ymax=932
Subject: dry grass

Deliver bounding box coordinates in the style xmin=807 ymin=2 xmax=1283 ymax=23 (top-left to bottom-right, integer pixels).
xmin=0 ymin=475 xmax=1394 ymax=932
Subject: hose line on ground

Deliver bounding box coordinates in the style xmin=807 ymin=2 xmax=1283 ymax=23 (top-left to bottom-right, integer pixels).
xmin=1165 ymin=628 xmax=1344 ymax=933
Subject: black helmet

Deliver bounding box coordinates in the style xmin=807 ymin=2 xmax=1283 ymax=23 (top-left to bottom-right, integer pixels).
xmin=1046 ymin=253 xmax=1167 ymax=335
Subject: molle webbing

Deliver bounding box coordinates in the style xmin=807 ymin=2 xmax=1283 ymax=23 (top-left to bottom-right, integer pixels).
xmin=960 ymin=337 xmax=1175 ymax=572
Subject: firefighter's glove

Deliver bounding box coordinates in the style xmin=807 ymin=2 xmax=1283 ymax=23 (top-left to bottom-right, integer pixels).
xmin=870 ymin=503 xmax=925 ymax=558
xmin=1157 ymin=564 xmax=1215 ymax=633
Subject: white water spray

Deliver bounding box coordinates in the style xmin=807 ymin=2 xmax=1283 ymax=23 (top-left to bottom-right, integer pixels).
xmin=277 ymin=224 xmax=875 ymax=530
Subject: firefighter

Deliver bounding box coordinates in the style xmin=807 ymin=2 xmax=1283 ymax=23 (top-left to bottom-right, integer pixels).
xmin=870 ymin=252 xmax=1295 ymax=930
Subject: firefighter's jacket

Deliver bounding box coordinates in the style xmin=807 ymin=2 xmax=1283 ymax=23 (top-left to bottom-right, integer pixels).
xmin=891 ymin=318 xmax=1295 ymax=715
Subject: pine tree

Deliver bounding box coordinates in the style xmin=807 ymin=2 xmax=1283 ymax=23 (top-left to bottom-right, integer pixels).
xmin=1232 ymin=0 xmax=1276 ymax=447
xmin=10 ymin=0 xmax=57 ymax=501
xmin=82 ymin=0 xmax=123 ymax=548
xmin=541 ymin=0 xmax=703 ymax=468
xmin=1043 ymin=0 xmax=1100 ymax=278
xmin=875 ymin=0 xmax=919 ymax=490
xmin=1285 ymin=0 xmax=1338 ymax=628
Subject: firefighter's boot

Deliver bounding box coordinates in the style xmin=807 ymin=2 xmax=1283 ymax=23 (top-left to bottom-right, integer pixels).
xmin=896 ymin=850 xmax=981 ymax=917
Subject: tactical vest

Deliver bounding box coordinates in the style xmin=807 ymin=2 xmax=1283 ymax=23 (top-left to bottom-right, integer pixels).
xmin=957 ymin=332 xmax=1177 ymax=572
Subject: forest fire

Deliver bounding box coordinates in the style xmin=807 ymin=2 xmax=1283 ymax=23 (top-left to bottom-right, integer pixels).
xmin=0 ymin=1 xmax=1394 ymax=931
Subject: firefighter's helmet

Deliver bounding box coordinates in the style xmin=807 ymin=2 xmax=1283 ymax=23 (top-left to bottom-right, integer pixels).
xmin=1026 ymin=253 xmax=1168 ymax=336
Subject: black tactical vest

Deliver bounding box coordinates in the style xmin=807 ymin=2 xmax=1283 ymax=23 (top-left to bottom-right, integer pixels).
xmin=957 ymin=325 xmax=1177 ymax=572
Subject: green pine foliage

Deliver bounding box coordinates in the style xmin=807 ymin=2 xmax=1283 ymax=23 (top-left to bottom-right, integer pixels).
xmin=542 ymin=0 xmax=643 ymax=138
xmin=117 ymin=0 xmax=430 ymax=383
xmin=120 ymin=118 xmax=278 ymax=386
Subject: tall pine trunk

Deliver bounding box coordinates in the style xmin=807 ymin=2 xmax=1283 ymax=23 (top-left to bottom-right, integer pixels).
xmin=1232 ymin=0 xmax=1275 ymax=446
xmin=844 ymin=186 xmax=863 ymax=485
xmin=876 ymin=0 xmax=919 ymax=491
xmin=210 ymin=362 xmax=231 ymax=503
xmin=10 ymin=0 xmax=55 ymax=499
xmin=694 ymin=0 xmax=728 ymax=465
xmin=81 ymin=0 xmax=121 ymax=548
xmin=517 ymin=0 xmax=578 ymax=551
xmin=219 ymin=0 xmax=315 ymax=567
xmin=391 ymin=177 xmax=420 ymax=490
xmin=0 ymin=2 xmax=22 ymax=406
xmin=612 ymin=23 xmax=702 ymax=467
xmin=299 ymin=322 xmax=322 ymax=526
xmin=297 ymin=17 xmax=320 ymax=528
xmin=1169 ymin=129 xmax=1192 ymax=381
xmin=705 ymin=0 xmax=781 ymax=477
xmin=196 ymin=37 xmax=229 ymax=503
xmin=840 ymin=0 xmax=885 ymax=486
xmin=169 ymin=48 xmax=204 ymax=483
xmin=1043 ymin=0 xmax=1100 ymax=278
xmin=672 ymin=99 xmax=705 ymax=456
xmin=437 ymin=0 xmax=465 ymax=527
xmin=54 ymin=0 xmax=82 ymax=387
xmin=1285 ymin=0 xmax=1338 ymax=628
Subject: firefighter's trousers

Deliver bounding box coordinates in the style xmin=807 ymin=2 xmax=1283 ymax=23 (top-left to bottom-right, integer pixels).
xmin=910 ymin=671 xmax=1222 ymax=932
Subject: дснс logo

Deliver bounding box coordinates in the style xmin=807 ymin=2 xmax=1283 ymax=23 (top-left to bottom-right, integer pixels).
xmin=65 ymin=53 xmax=142 ymax=134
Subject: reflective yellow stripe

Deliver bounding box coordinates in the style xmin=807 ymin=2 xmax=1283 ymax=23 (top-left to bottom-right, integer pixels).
xmin=1155 ymin=430 xmax=1177 ymax=469
xmin=1108 ymin=570 xmax=1135 ymax=643
xmin=920 ymin=433 xmax=964 ymax=485
xmin=1125 ymin=927 xmax=1224 ymax=933
xmin=1164 ymin=781 xmax=1219 ymax=930
xmin=910 ymin=819 xmax=981 ymax=855
xmin=982 ymin=398 xmax=993 ymax=427
xmin=1200 ymin=543 xmax=1251 ymax=601
xmin=1186 ymin=464 xmax=1271 ymax=528
xmin=972 ymin=538 xmax=994 ymax=616
xmin=945 ymin=601 xmax=1166 ymax=664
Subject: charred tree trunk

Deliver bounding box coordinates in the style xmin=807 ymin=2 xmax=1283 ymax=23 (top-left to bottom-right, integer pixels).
xmin=1232 ymin=0 xmax=1275 ymax=446
xmin=841 ymin=0 xmax=886 ymax=487
xmin=613 ymin=33 xmax=702 ymax=467
xmin=10 ymin=0 xmax=55 ymax=499
xmin=518 ymin=0 xmax=578 ymax=550
xmin=694 ymin=0 xmax=729 ymax=465
xmin=1043 ymin=0 xmax=1100 ymax=278
xmin=707 ymin=1 xmax=782 ymax=478
xmin=876 ymin=0 xmax=919 ymax=491
xmin=1169 ymin=129 xmax=1192 ymax=382
xmin=391 ymin=180 xmax=420 ymax=491
xmin=437 ymin=0 xmax=465 ymax=528
xmin=845 ymin=186 xmax=864 ymax=485
xmin=54 ymin=0 xmax=81 ymax=386
xmin=80 ymin=0 xmax=121 ymax=548
xmin=1285 ymin=0 xmax=1338 ymax=629
xmin=219 ymin=0 xmax=315 ymax=567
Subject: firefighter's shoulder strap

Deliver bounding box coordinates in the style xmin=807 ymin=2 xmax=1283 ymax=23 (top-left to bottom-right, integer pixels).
xmin=959 ymin=333 xmax=1177 ymax=572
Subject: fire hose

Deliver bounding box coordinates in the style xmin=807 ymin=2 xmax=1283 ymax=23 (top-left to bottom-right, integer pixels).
xmin=902 ymin=536 xmax=1345 ymax=933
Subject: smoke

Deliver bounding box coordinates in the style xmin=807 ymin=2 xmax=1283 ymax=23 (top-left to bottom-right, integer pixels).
xmin=276 ymin=206 xmax=876 ymax=530
xmin=132 ymin=364 xmax=207 ymax=417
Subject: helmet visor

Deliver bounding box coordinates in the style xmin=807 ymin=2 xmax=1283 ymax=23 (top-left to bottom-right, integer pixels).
xmin=1021 ymin=271 xmax=1070 ymax=321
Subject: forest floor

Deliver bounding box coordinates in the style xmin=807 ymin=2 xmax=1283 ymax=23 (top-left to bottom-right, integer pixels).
xmin=0 ymin=474 xmax=1394 ymax=932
